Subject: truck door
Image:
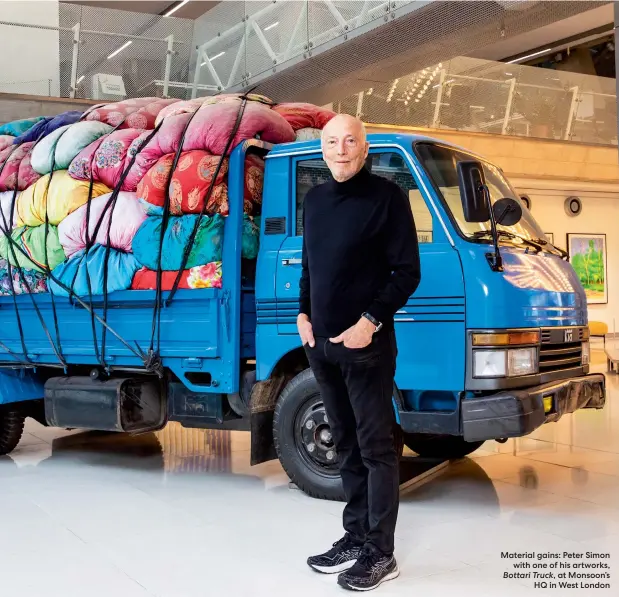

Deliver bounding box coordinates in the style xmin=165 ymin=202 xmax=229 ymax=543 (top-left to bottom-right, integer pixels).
xmin=274 ymin=153 xmax=331 ymax=335
xmin=275 ymin=148 xmax=465 ymax=393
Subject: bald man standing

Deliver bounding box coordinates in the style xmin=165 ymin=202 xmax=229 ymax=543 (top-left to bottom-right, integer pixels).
xmin=298 ymin=114 xmax=421 ymax=591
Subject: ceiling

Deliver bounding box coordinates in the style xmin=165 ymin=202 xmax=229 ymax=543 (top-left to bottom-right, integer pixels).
xmin=61 ymin=0 xmax=219 ymax=19
xmin=240 ymin=1 xmax=613 ymax=104
xmin=471 ymin=2 xmax=614 ymax=62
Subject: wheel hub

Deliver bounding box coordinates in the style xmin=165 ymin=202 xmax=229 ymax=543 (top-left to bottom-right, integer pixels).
xmin=299 ymin=402 xmax=338 ymax=468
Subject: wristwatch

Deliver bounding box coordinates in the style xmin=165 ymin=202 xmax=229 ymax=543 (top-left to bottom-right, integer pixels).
xmin=362 ymin=312 xmax=382 ymax=332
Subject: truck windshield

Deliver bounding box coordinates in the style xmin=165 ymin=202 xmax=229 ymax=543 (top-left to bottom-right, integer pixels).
xmin=415 ymin=142 xmax=548 ymax=245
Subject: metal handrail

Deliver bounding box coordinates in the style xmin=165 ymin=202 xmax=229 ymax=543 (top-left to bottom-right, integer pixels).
xmin=0 ymin=19 xmax=186 ymax=44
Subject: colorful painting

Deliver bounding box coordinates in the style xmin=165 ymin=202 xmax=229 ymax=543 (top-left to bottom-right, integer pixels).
xmin=567 ymin=233 xmax=607 ymax=304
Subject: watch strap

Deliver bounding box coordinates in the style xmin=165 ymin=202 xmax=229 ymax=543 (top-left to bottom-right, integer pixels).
xmin=362 ymin=312 xmax=382 ymax=331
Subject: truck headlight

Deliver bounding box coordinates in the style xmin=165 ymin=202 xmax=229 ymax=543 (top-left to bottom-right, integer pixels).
xmin=473 ymin=348 xmax=538 ymax=378
xmin=582 ymin=341 xmax=590 ymax=365
xmin=508 ymin=347 xmax=538 ymax=376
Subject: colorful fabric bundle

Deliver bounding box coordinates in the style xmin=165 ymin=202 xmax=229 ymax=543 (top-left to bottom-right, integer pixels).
xmin=0 ymin=191 xmax=19 ymax=231
xmin=68 ymin=128 xmax=146 ymax=191
xmin=0 ymin=94 xmax=335 ymax=300
xmin=125 ymin=100 xmax=294 ymax=188
xmin=0 ymin=258 xmax=48 ymax=295
xmin=132 ymin=213 xmax=225 ymax=271
xmin=0 ymin=117 xmax=45 ymax=137
xmin=0 ymin=136 xmax=15 ymax=153
xmin=84 ymin=97 xmax=178 ymax=129
xmin=17 ymin=170 xmax=111 ymax=227
xmin=242 ymin=215 xmax=260 ymax=260
xmin=154 ymin=93 xmax=276 ymax=126
xmin=0 ymin=142 xmax=41 ymax=191
xmin=272 ymin=103 xmax=336 ymax=131
xmin=131 ymin=261 xmax=223 ymax=290
xmin=31 ymin=121 xmax=113 ymax=175
xmin=295 ymin=128 xmax=322 ymax=141
xmin=58 ymin=191 xmax=146 ymax=258
xmin=49 ymin=244 xmax=141 ymax=297
xmin=176 ymin=99 xmax=296 ymax=155
xmin=0 ymin=225 xmax=66 ymax=273
xmin=13 ymin=110 xmax=83 ymax=145
xmin=136 ymin=152 xmax=264 ymax=216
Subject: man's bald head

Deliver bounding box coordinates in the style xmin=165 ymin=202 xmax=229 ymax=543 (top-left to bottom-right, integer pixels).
xmin=321 ymin=114 xmax=369 ymax=183
xmin=321 ymin=114 xmax=367 ymax=144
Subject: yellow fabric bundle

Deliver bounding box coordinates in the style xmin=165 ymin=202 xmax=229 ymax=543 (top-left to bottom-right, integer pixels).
xmin=17 ymin=170 xmax=111 ymax=227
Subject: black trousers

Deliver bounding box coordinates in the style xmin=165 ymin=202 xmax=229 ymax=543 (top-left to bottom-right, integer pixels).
xmin=304 ymin=330 xmax=399 ymax=556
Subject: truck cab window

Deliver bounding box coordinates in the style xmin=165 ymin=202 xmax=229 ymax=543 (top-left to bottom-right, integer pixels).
xmin=295 ymin=152 xmax=433 ymax=242
xmin=295 ymin=159 xmax=332 ymax=235
xmin=366 ymin=152 xmax=433 ymax=243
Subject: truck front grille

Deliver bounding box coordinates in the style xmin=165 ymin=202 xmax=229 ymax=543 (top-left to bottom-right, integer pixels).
xmin=539 ymin=327 xmax=584 ymax=373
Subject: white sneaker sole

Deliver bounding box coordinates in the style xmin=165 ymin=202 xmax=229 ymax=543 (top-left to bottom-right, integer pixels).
xmin=309 ymin=559 xmax=357 ymax=574
xmin=339 ymin=565 xmax=400 ymax=591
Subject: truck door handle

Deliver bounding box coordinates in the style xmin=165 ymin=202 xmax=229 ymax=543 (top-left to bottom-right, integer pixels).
xmin=282 ymin=258 xmax=302 ymax=266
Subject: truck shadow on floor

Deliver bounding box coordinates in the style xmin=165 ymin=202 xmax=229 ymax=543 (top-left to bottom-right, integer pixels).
xmin=6 ymin=425 xmax=545 ymax=518
xmin=42 ymin=428 xmax=530 ymax=516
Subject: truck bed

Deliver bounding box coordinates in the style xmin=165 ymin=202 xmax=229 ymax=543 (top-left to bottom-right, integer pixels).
xmin=0 ymin=286 xmax=256 ymax=393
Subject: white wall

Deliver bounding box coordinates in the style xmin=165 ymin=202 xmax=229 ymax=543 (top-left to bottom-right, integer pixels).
xmin=0 ymin=1 xmax=60 ymax=97
xmin=512 ymin=177 xmax=619 ymax=331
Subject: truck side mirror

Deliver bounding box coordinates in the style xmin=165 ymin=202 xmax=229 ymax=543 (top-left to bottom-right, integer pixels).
xmin=457 ymin=160 xmax=490 ymax=222
xmin=493 ymin=198 xmax=522 ymax=227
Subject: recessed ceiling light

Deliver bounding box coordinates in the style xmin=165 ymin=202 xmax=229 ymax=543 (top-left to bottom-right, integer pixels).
xmin=506 ymin=48 xmax=552 ymax=64
xmin=107 ymin=40 xmax=132 ymax=60
xmin=163 ymin=0 xmax=190 ymax=17
xmin=201 ymin=51 xmax=225 ymax=65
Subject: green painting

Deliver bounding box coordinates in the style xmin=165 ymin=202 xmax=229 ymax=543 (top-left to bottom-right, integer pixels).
xmin=567 ymin=233 xmax=607 ymax=304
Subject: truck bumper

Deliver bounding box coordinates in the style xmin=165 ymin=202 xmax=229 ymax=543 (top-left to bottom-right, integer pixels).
xmin=461 ymin=373 xmax=606 ymax=442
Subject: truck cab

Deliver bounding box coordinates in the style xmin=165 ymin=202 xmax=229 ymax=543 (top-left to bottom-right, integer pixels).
xmin=254 ymin=133 xmax=605 ymax=499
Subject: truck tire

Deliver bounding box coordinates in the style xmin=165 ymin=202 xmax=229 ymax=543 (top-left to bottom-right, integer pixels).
xmin=403 ymin=433 xmax=484 ymax=459
xmin=273 ymin=369 xmax=403 ymax=502
xmin=0 ymin=407 xmax=25 ymax=456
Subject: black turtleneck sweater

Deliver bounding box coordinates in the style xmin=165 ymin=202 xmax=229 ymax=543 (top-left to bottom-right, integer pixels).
xmin=299 ymin=166 xmax=421 ymax=338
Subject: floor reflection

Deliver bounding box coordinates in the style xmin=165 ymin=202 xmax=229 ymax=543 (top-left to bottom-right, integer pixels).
xmin=155 ymin=425 xmax=233 ymax=474
xmin=0 ymin=353 xmax=616 ymax=596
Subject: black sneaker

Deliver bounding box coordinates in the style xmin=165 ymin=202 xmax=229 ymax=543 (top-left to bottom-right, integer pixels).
xmin=337 ymin=544 xmax=399 ymax=591
xmin=307 ymin=534 xmax=364 ymax=574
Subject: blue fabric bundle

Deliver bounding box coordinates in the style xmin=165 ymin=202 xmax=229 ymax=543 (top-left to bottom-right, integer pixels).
xmin=49 ymin=244 xmax=140 ymax=297
xmin=137 ymin=198 xmax=260 ymax=262
xmin=0 ymin=117 xmax=45 ymax=137
xmin=132 ymin=213 xmax=225 ymax=271
xmin=242 ymin=215 xmax=260 ymax=260
xmin=13 ymin=110 xmax=83 ymax=145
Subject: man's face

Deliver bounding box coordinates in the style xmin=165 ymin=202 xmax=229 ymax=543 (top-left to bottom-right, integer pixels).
xmin=321 ymin=118 xmax=369 ymax=183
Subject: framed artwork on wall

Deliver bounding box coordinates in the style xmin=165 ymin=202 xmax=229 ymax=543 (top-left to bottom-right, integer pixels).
xmin=566 ymin=233 xmax=608 ymax=304
xmin=545 ymin=233 xmax=554 ymax=245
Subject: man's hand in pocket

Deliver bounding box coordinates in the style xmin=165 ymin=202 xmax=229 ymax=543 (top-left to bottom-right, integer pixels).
xmin=297 ymin=314 xmax=315 ymax=347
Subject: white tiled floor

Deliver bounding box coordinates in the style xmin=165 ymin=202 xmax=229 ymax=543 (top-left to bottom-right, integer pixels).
xmin=1 ymin=356 xmax=617 ymax=596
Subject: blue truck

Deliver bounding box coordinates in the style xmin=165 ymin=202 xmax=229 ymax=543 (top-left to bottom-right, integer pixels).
xmin=0 ymin=133 xmax=606 ymax=500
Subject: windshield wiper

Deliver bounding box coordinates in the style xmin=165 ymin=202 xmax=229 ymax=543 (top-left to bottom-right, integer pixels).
xmin=532 ymin=237 xmax=569 ymax=260
xmin=471 ymin=230 xmax=544 ymax=253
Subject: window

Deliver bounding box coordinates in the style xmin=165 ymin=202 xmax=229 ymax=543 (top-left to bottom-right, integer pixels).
xmin=295 ymin=158 xmax=331 ymax=235
xmin=295 ymin=151 xmax=434 ymax=242
xmin=415 ymin=142 xmax=546 ymax=243
xmin=366 ymin=152 xmax=433 ymax=243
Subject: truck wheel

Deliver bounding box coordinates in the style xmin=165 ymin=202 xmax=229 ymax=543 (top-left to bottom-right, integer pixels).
xmin=403 ymin=433 xmax=484 ymax=459
xmin=0 ymin=407 xmax=25 ymax=456
xmin=273 ymin=369 xmax=403 ymax=502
